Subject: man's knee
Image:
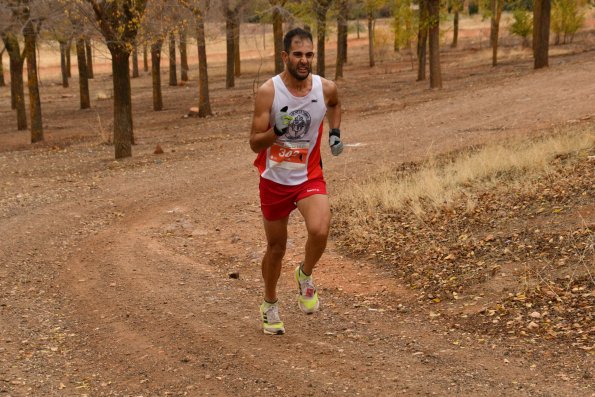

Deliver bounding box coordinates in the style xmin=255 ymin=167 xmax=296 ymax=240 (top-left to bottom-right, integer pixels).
xmin=267 ymin=242 xmax=287 ymax=258
xmin=308 ymin=222 xmax=330 ymax=241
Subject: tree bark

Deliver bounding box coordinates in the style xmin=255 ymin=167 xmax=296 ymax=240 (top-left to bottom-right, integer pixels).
xmin=272 ymin=3 xmax=284 ymax=74
xmin=168 ymin=32 xmax=177 ymax=86
xmin=59 ymin=41 xmax=69 ymax=87
xmin=3 ymin=33 xmax=27 ymax=130
xmin=490 ymin=0 xmax=503 ymax=66
xmin=85 ymin=39 xmax=94 ymax=78
xmin=316 ymin=0 xmax=331 ymax=77
xmin=76 ymin=38 xmax=90 ymax=109
xmin=335 ymin=0 xmax=348 ymax=80
xmin=0 ymin=49 xmax=5 ymax=87
xmin=225 ymin=9 xmax=235 ymax=88
xmin=132 ymin=43 xmax=139 ymax=78
xmin=66 ymin=39 xmax=72 ymax=78
xmin=233 ymin=13 xmax=241 ymax=77
xmin=143 ymin=44 xmax=149 ymax=72
xmin=428 ymin=0 xmax=442 ymax=88
xmin=451 ymin=10 xmax=459 ymax=48
xmin=111 ymin=51 xmax=133 ymax=158
xmin=180 ymin=28 xmax=189 ymax=81
xmin=151 ymin=39 xmax=163 ymax=111
xmin=196 ymin=14 xmax=212 ymax=117
xmin=417 ymin=0 xmax=429 ymax=81
xmin=24 ymin=21 xmax=43 ymax=143
xmin=368 ymin=14 xmax=375 ymax=67
xmin=533 ymin=0 xmax=550 ymax=69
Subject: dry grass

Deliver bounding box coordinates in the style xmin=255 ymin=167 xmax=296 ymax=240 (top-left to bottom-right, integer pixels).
xmin=337 ymin=127 xmax=594 ymax=218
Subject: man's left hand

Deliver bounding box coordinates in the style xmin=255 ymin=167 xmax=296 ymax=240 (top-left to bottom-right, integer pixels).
xmin=329 ymin=128 xmax=343 ymax=156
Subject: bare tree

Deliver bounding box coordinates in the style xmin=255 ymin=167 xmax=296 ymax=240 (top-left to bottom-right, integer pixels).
xmin=222 ymin=0 xmax=247 ymax=88
xmin=490 ymin=0 xmax=504 ymax=66
xmin=533 ymin=0 xmax=551 ymax=69
xmin=76 ymin=37 xmax=90 ymax=109
xmin=151 ymin=38 xmax=163 ymax=110
xmin=168 ymin=31 xmax=177 ymax=86
xmin=1 ymin=32 xmax=27 ymax=130
xmin=180 ymin=0 xmax=212 ymax=117
xmin=270 ymin=0 xmax=286 ymax=74
xmin=85 ymin=38 xmax=94 ymax=78
xmin=0 ymin=47 xmax=5 ymax=87
xmin=416 ymin=0 xmax=428 ymax=81
xmin=131 ymin=41 xmax=140 ymax=77
xmin=335 ymin=0 xmax=348 ymax=80
xmin=314 ymin=0 xmax=333 ymax=77
xmin=428 ymin=0 xmax=442 ymax=88
xmin=85 ymin=0 xmax=148 ymax=159
xmin=179 ymin=26 xmax=189 ymax=81
xmin=23 ymin=17 xmax=43 ymax=142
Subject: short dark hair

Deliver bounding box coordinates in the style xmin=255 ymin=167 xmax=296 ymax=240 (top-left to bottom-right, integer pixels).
xmin=283 ymin=28 xmax=313 ymax=53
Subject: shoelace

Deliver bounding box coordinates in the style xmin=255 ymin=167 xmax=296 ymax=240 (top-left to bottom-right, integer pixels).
xmin=265 ymin=305 xmax=281 ymax=323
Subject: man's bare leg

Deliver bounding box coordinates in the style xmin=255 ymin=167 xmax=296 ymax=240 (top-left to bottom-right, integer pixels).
xmin=262 ymin=216 xmax=289 ymax=302
xmin=297 ymin=194 xmax=331 ymax=275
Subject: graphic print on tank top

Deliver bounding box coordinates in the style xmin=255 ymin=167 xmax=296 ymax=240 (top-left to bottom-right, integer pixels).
xmin=269 ymin=109 xmax=313 ymax=170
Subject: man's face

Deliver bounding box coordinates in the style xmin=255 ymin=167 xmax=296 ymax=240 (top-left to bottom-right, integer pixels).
xmin=283 ymin=37 xmax=314 ymax=81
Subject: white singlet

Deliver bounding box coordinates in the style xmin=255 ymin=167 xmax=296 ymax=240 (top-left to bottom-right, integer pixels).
xmin=254 ymin=74 xmax=327 ymax=186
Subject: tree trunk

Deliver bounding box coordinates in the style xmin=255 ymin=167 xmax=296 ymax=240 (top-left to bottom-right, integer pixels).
xmin=335 ymin=0 xmax=348 ymax=80
xmin=111 ymin=50 xmax=134 ymax=158
xmin=394 ymin=12 xmax=400 ymax=52
xmin=225 ymin=10 xmax=235 ymax=88
xmin=132 ymin=43 xmax=139 ymax=78
xmin=233 ymin=13 xmax=241 ymax=77
xmin=3 ymin=34 xmax=27 ymax=129
xmin=59 ymin=41 xmax=69 ymax=87
xmin=451 ymin=10 xmax=459 ymax=48
xmin=85 ymin=39 xmax=94 ymax=78
xmin=66 ymin=39 xmax=72 ymax=78
xmin=151 ymin=39 xmax=163 ymax=111
xmin=143 ymin=44 xmax=149 ymax=72
xmin=490 ymin=0 xmax=503 ymax=66
xmin=76 ymin=38 xmax=90 ymax=109
xmin=316 ymin=1 xmax=331 ymax=77
xmin=272 ymin=5 xmax=284 ymax=74
xmin=428 ymin=0 xmax=442 ymax=88
xmin=196 ymin=15 xmax=212 ymax=117
xmin=417 ymin=0 xmax=429 ymax=81
xmin=168 ymin=32 xmax=177 ymax=86
xmin=24 ymin=21 xmax=43 ymax=143
xmin=0 ymin=49 xmax=5 ymax=87
xmin=368 ymin=14 xmax=375 ymax=67
xmin=533 ymin=0 xmax=550 ymax=69
xmin=180 ymin=28 xmax=189 ymax=81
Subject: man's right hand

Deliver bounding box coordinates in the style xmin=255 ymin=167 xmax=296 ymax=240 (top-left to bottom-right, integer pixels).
xmin=273 ymin=106 xmax=294 ymax=136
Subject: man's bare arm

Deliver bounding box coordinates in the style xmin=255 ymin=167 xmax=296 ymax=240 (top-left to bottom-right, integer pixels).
xmin=323 ymin=79 xmax=341 ymax=130
xmin=249 ymin=81 xmax=277 ymax=153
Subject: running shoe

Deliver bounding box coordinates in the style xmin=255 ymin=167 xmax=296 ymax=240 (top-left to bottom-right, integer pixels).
xmin=295 ymin=265 xmax=320 ymax=314
xmin=260 ymin=301 xmax=285 ymax=335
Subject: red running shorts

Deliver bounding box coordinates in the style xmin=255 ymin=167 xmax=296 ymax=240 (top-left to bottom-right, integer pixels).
xmin=259 ymin=177 xmax=327 ymax=221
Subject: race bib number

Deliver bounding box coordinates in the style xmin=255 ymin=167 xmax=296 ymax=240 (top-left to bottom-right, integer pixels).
xmin=269 ymin=142 xmax=309 ymax=170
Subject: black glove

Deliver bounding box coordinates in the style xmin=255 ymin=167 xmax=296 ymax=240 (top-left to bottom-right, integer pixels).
xmin=329 ymin=128 xmax=343 ymax=156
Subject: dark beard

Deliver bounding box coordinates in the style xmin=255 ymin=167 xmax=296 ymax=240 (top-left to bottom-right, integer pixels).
xmin=287 ymin=63 xmax=310 ymax=81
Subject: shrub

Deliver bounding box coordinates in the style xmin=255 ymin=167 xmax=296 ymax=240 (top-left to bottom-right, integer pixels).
xmin=510 ymin=9 xmax=533 ymax=47
xmin=551 ymin=0 xmax=586 ymax=44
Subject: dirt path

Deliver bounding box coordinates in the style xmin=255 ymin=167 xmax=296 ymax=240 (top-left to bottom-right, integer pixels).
xmin=1 ymin=42 xmax=594 ymax=396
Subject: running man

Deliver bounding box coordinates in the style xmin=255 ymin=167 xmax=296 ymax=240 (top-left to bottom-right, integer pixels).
xmin=249 ymin=27 xmax=344 ymax=335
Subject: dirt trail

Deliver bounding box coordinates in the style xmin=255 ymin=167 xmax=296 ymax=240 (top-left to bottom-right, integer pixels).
xmin=1 ymin=43 xmax=594 ymax=396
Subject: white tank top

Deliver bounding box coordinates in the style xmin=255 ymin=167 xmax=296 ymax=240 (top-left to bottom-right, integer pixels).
xmin=254 ymin=74 xmax=327 ymax=186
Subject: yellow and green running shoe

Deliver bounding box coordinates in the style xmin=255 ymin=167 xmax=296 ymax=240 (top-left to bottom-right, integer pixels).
xmin=295 ymin=265 xmax=320 ymax=314
xmin=260 ymin=301 xmax=285 ymax=335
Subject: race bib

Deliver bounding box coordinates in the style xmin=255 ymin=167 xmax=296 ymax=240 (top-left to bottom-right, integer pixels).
xmin=269 ymin=141 xmax=309 ymax=170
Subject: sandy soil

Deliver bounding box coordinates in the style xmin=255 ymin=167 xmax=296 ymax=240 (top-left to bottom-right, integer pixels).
xmin=1 ymin=22 xmax=594 ymax=396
